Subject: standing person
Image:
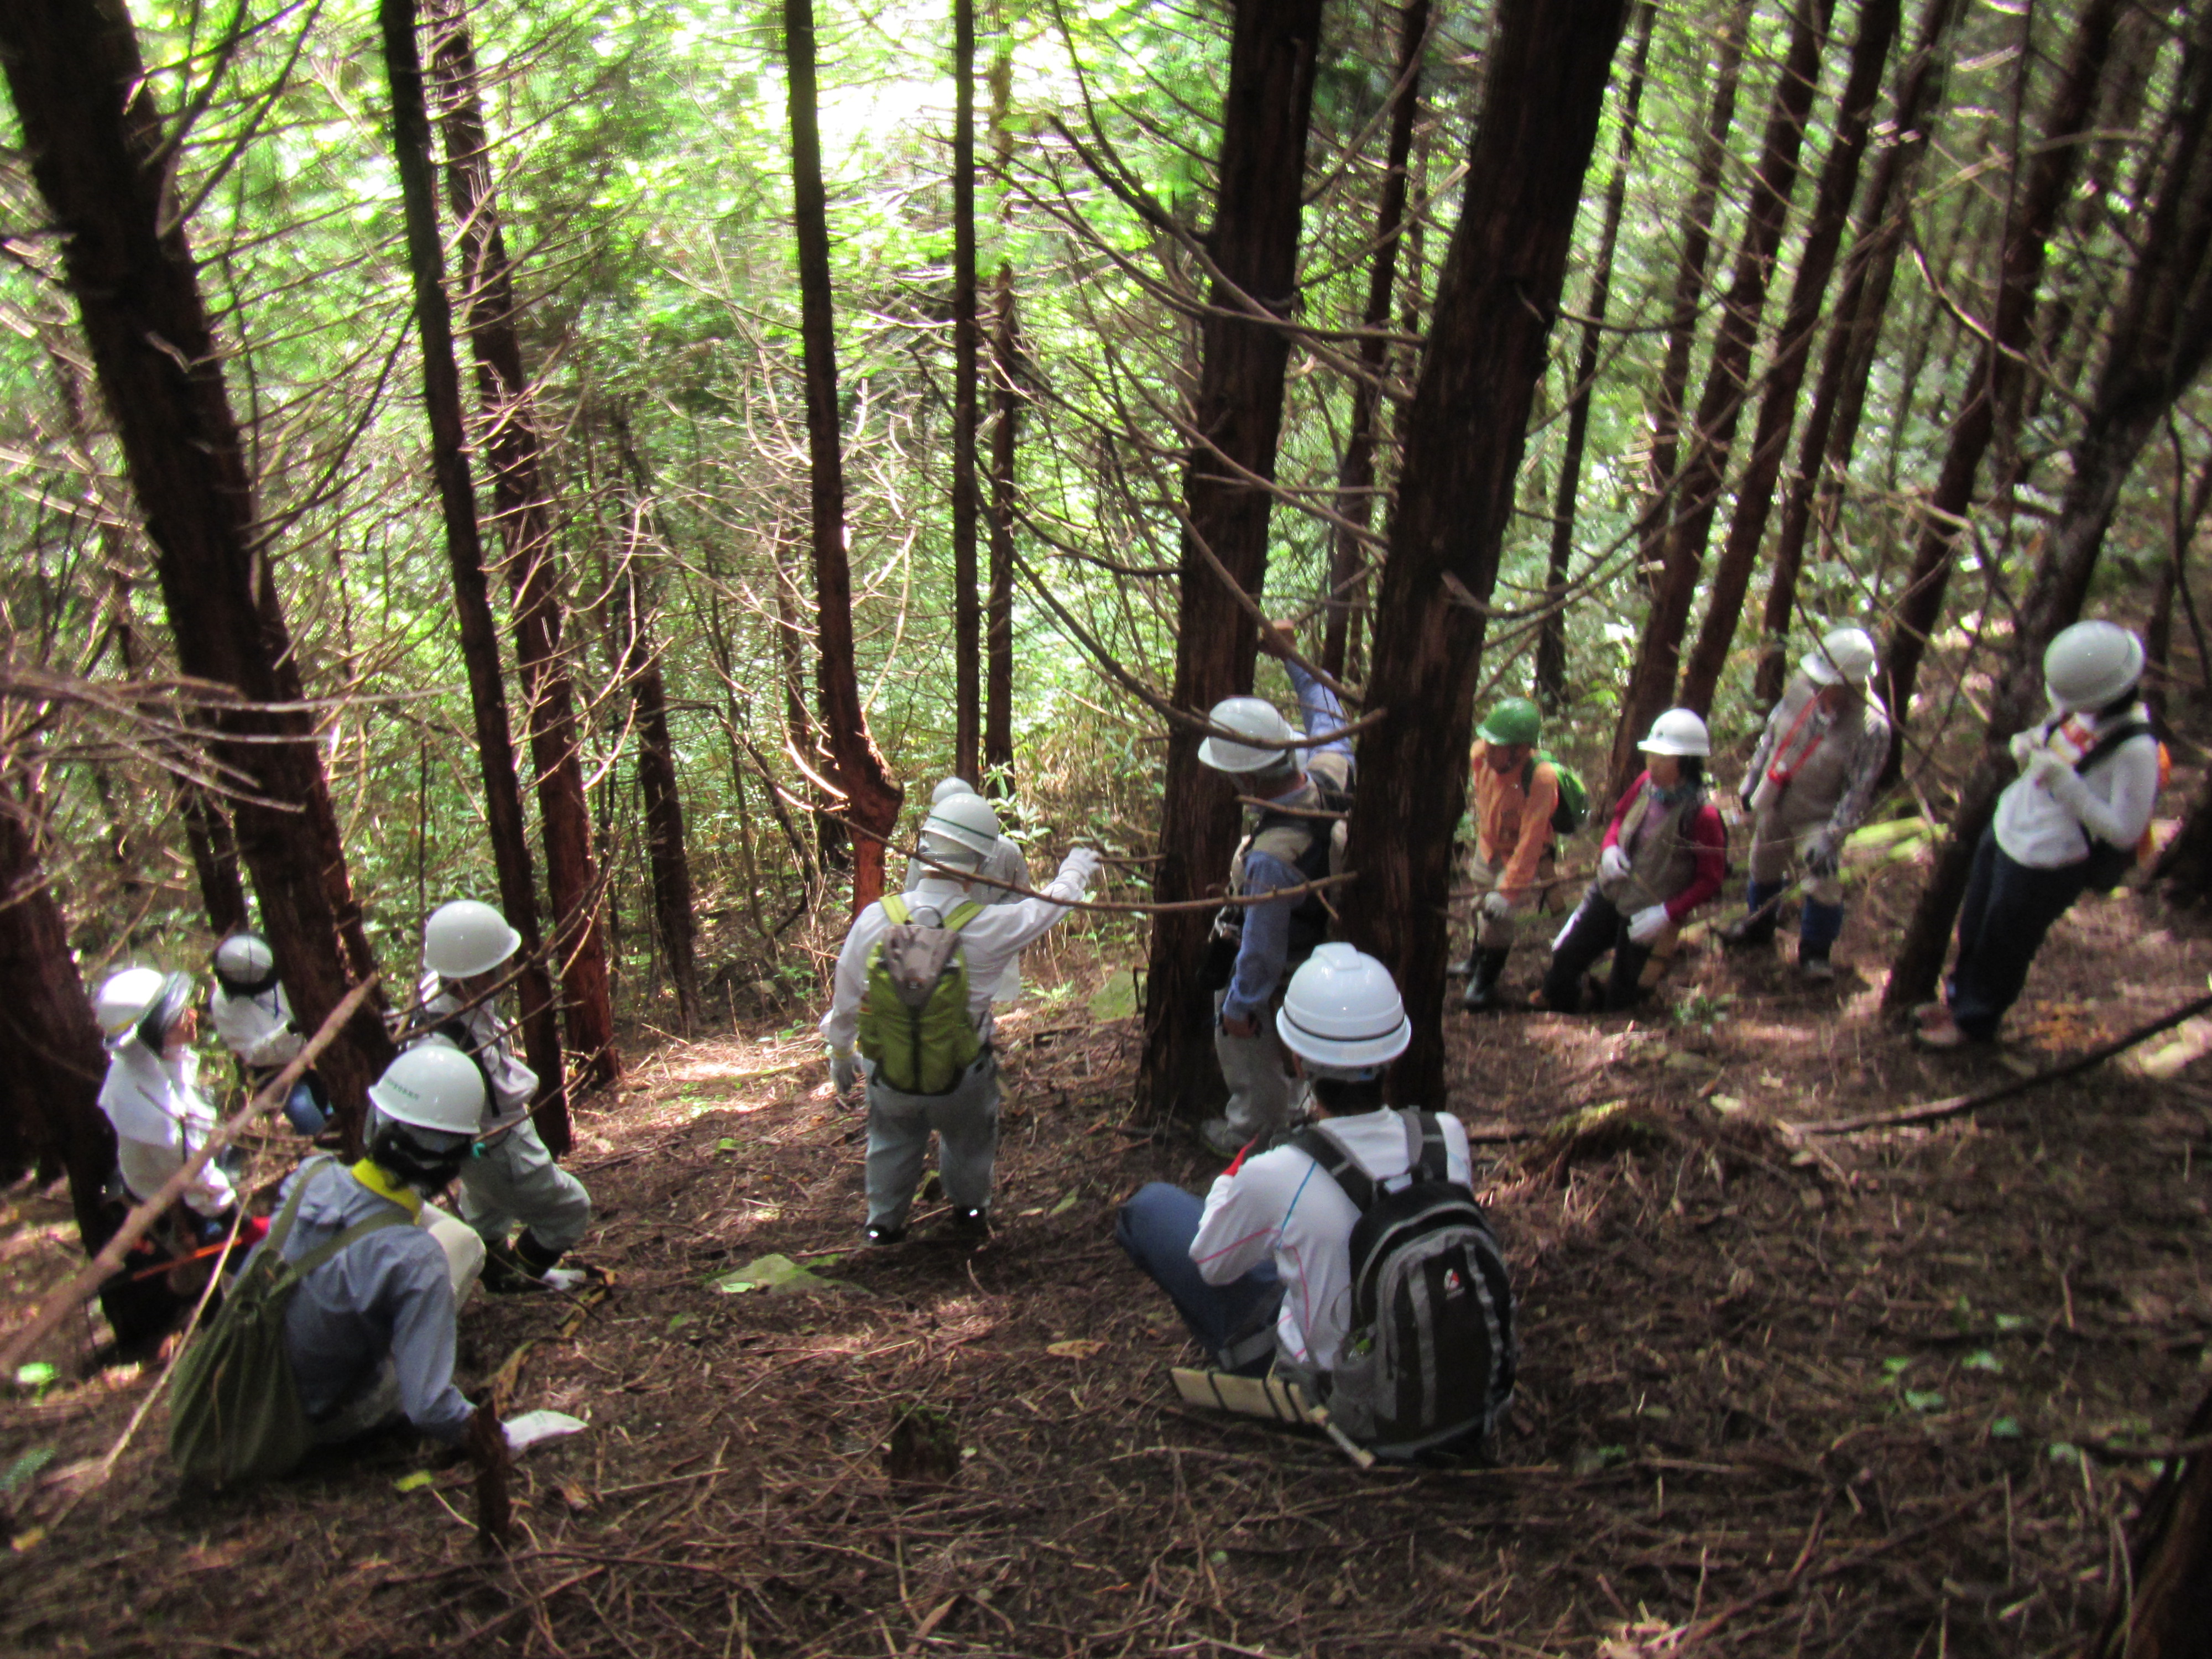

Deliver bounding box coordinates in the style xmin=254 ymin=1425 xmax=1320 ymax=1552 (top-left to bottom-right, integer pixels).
xmin=1454 ymin=697 xmax=1561 ymax=1012
xmin=1723 ymin=627 xmax=1892 ymax=979
xmin=821 ymin=794 xmax=1099 ymax=1244
xmin=410 ymin=900 xmax=591 ymax=1292
xmin=207 ymin=930 xmax=331 ymax=1134
xmin=1541 ymin=710 xmax=1726 ymax=1013
xmin=906 ymin=776 xmax=1034 ymax=1003
xmin=1194 ymin=629 xmax=1355 ymax=1156
xmin=1918 ymin=622 xmax=2161 ymax=1049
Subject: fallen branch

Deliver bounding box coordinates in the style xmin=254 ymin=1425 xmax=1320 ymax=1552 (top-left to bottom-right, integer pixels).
xmin=1790 ymin=988 xmax=2212 ymax=1137
xmin=0 ymin=974 xmax=379 ymax=1373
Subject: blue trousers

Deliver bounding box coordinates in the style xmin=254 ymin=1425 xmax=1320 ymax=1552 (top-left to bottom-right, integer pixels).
xmin=1115 ymin=1183 xmax=1281 ymax=1375
xmin=1948 ymin=829 xmax=2089 ymax=1041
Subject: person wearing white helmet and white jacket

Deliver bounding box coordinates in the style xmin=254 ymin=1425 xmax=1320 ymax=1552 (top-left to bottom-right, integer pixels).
xmin=253 ymin=1045 xmax=490 ymax=1447
xmin=822 ymin=793 xmax=1100 ymax=1244
xmin=1541 ymin=709 xmax=1728 ymax=1013
xmin=94 ymin=967 xmax=239 ymax=1224
xmin=1723 ymin=627 xmax=1893 ymax=979
xmin=905 ymin=776 xmax=1033 ymax=1003
xmin=1117 ymin=945 xmax=1479 ymax=1380
xmin=1918 ymin=621 xmax=2162 ymax=1048
xmin=207 ymin=930 xmax=332 ymax=1134
xmin=410 ymin=899 xmax=592 ymax=1292
xmin=1193 ymin=633 xmax=1356 ymax=1157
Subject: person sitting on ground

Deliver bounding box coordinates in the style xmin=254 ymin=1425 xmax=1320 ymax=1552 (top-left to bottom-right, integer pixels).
xmin=1723 ymin=627 xmax=1892 ymax=980
xmin=208 ymin=929 xmax=333 ymax=1134
xmin=1541 ymin=709 xmax=1726 ymax=1013
xmin=1455 ymin=697 xmax=1561 ymax=1013
xmin=1917 ymin=620 xmax=2161 ymax=1050
xmin=1192 ymin=620 xmax=1356 ymax=1157
xmin=906 ymin=776 xmax=1034 ymax=1003
xmin=257 ymin=1044 xmax=489 ymax=1448
xmin=821 ymin=794 xmax=1099 ymax=1245
xmin=409 ymin=900 xmax=591 ymax=1293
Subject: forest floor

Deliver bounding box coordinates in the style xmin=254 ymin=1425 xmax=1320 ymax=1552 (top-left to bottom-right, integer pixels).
xmin=3 ymin=844 xmax=2211 ymax=1657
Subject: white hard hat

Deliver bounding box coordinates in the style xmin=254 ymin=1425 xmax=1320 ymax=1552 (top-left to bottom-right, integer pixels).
xmin=931 ymin=776 xmax=978 ymax=806
xmin=920 ymin=792 xmax=1002 ymax=869
xmin=1802 ymin=625 xmax=1877 ymax=687
xmin=2044 ymin=620 xmax=2145 ymax=712
xmin=212 ymin=930 xmax=278 ymax=995
xmin=1276 ymin=943 xmax=1412 ymax=1076
xmin=1197 ymin=697 xmax=1299 ymax=775
xmin=1639 ymin=707 xmax=1711 ymax=758
xmin=368 ymin=1044 xmax=487 ymax=1135
xmin=424 ymin=899 xmax=521 ymax=979
xmin=93 ymin=966 xmax=168 ymax=1047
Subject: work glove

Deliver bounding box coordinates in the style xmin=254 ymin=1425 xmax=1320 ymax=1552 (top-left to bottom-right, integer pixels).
xmin=1626 ymin=904 xmax=1671 ymax=946
xmin=830 ymin=1048 xmax=858 ymax=1098
xmin=1058 ymin=845 xmax=1102 ymax=891
xmin=2024 ymin=748 xmax=2078 ymax=798
xmin=1480 ymin=889 xmax=1516 ymax=922
xmin=2008 ymin=729 xmax=2041 ymax=772
xmin=1598 ymin=845 xmax=1631 ymax=884
xmin=1804 ymin=832 xmax=1840 ymax=879
xmin=1738 ymin=776 xmax=1757 ymax=812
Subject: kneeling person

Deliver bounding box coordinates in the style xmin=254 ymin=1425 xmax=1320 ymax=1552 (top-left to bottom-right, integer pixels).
xmin=1117 ymin=945 xmax=1514 ymax=1454
xmin=822 ymin=794 xmax=1100 ymax=1244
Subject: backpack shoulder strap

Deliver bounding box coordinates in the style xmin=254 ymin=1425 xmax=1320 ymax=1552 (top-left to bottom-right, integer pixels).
xmin=280 ymin=1207 xmax=412 ymax=1287
xmin=2073 ymin=718 xmax=2156 ymax=776
xmin=259 ymin=1155 xmax=329 ymax=1259
xmin=880 ymin=894 xmax=910 ymax=926
xmin=945 ymin=900 xmax=985 ymax=932
xmin=1403 ymin=1109 xmax=1450 ymax=1183
xmin=1290 ymin=1125 xmax=1376 ymax=1213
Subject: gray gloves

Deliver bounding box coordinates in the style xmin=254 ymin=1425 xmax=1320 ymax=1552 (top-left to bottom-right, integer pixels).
xmin=1480 ymin=889 xmax=1516 ymax=922
xmin=830 ymin=1049 xmax=858 ymax=1098
xmin=1804 ymin=832 xmax=1840 ymax=879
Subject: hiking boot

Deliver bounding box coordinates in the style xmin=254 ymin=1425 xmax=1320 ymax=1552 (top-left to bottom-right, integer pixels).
xmin=1913 ymin=1008 xmax=1973 ymax=1050
xmin=481 ymin=1239 xmax=550 ymax=1295
xmin=1199 ymin=1117 xmax=1249 ymax=1159
xmin=1460 ymin=949 xmax=1512 ymax=1013
xmin=1720 ymin=910 xmax=1780 ymax=949
xmin=1447 ymin=953 xmax=1475 ymax=978
xmin=1798 ymin=945 xmax=1835 ymax=982
xmin=865 ymin=1223 xmax=907 ymax=1247
xmin=933 ymin=1207 xmax=992 ymax=1244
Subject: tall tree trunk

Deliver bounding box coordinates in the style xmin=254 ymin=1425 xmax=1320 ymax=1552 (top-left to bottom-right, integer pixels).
xmin=951 ymin=0 xmax=982 ymax=780
xmin=1755 ymin=0 xmax=1966 ymax=706
xmin=1678 ymin=0 xmax=1901 ymax=715
xmin=786 ymin=0 xmax=905 ymax=915
xmin=1138 ymin=0 xmax=1327 ymax=1123
xmin=983 ymin=20 xmax=1018 ymax=794
xmin=0 ymin=0 xmax=395 ymax=1128
xmin=2093 ymin=1380 xmax=2212 ymax=1658
xmin=1322 ymin=0 xmax=1431 ymax=682
xmin=179 ymin=785 xmax=249 ymax=936
xmin=0 ymin=770 xmax=116 ymax=1243
xmin=1608 ymin=0 xmax=1837 ymax=799
xmin=1347 ymin=0 xmax=1628 ymax=1109
xmin=1884 ymin=17 xmax=2212 ymax=1013
xmin=380 ymin=0 xmax=570 ymax=1146
xmin=1877 ymin=0 xmax=2128 ymax=742
xmin=426 ymin=0 xmax=618 ymax=1094
xmin=1534 ymin=0 xmax=1654 ymax=710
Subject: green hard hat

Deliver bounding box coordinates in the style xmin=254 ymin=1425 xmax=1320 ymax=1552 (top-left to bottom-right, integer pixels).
xmin=1477 ymin=697 xmax=1541 ymax=747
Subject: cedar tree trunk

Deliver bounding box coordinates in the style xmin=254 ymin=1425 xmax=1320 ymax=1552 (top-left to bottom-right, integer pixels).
xmin=1347 ymin=0 xmax=1628 ymax=1109
xmin=984 ymin=29 xmax=1019 ymax=791
xmin=951 ymin=0 xmax=981 ymax=779
xmin=2091 ymin=1388 xmax=2212 ymax=1655
xmin=1138 ymin=0 xmax=1326 ymax=1122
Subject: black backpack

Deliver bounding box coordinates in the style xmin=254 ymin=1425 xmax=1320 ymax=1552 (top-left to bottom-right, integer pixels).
xmin=1289 ymin=1110 xmax=1516 ymax=1458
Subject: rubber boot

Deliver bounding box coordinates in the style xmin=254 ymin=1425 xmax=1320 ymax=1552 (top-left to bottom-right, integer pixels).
xmin=1798 ymin=900 xmax=1845 ymax=982
xmin=1460 ymin=948 xmax=1512 ymax=1013
xmin=1721 ymin=879 xmax=1785 ymax=948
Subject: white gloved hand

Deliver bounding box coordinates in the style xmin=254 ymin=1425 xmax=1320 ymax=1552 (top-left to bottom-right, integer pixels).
xmin=830 ymin=1048 xmax=858 ymax=1097
xmin=1059 ymin=845 xmax=1102 ymax=890
xmin=1598 ymin=845 xmax=1631 ymax=884
xmin=2025 ymin=748 xmax=2077 ymax=796
xmin=1481 ymin=889 xmax=1516 ymax=922
xmin=2009 ymin=729 xmax=2041 ymax=771
xmin=502 ymin=1409 xmax=587 ymax=1455
xmin=1626 ymin=904 xmax=1671 ymax=945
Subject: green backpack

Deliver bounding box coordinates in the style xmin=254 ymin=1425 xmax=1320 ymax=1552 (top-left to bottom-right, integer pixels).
xmin=1523 ymin=752 xmax=1591 ymax=836
xmin=858 ymin=895 xmax=985 ymax=1095
xmin=168 ymin=1159 xmax=410 ymax=1489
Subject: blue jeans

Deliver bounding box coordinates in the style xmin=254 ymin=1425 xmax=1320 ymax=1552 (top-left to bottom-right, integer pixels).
xmin=1115 ymin=1183 xmax=1281 ymax=1375
xmin=1948 ymin=829 xmax=2090 ymax=1041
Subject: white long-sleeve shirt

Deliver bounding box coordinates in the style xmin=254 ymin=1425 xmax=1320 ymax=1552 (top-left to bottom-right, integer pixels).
xmin=906 ymin=835 xmax=1034 ymax=1003
xmin=1995 ymin=702 xmax=2161 ymax=868
xmin=820 ymin=851 xmax=1097 ymax=1055
xmin=97 ymin=1044 xmax=236 ymax=1217
xmin=209 ymin=980 xmax=306 ymax=1071
xmin=414 ymin=974 xmax=540 ymax=1122
xmin=1190 ymin=1108 xmax=1473 ymax=1374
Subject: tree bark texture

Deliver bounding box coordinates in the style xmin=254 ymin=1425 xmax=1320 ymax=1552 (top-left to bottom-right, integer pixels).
xmin=1876 ymin=0 xmax=2127 ymax=740
xmin=0 ymin=773 xmax=117 ymax=1241
xmin=1346 ymin=0 xmax=1628 ymax=1110
xmin=382 ymin=0 xmax=571 ymax=1146
xmin=1534 ymin=0 xmax=1653 ymax=711
xmin=2091 ymin=1383 xmax=2212 ymax=1657
xmin=426 ymin=0 xmax=617 ymax=1095
xmin=0 ymin=0 xmax=395 ymax=1127
xmin=1754 ymin=0 xmax=1965 ymax=706
xmin=786 ymin=0 xmax=904 ymax=915
xmin=951 ymin=0 xmax=982 ymax=780
xmin=1322 ymin=0 xmax=1430 ymax=684
xmin=1884 ymin=15 xmax=2212 ymax=1014
xmin=1608 ymin=0 xmax=1836 ymax=800
xmin=983 ymin=30 xmax=1019 ymax=792
xmin=1678 ymin=0 xmax=1901 ymax=715
xmin=1138 ymin=0 xmax=1326 ymax=1122
xmin=180 ymin=784 xmax=249 ymax=937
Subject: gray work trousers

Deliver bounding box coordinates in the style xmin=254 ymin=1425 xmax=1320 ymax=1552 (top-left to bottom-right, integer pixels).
xmin=1460 ymin=848 xmax=1555 ymax=952
xmin=459 ymin=1119 xmax=592 ymax=1253
xmin=1213 ymin=991 xmax=1306 ymax=1142
xmin=865 ymin=1052 xmax=1001 ymax=1231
